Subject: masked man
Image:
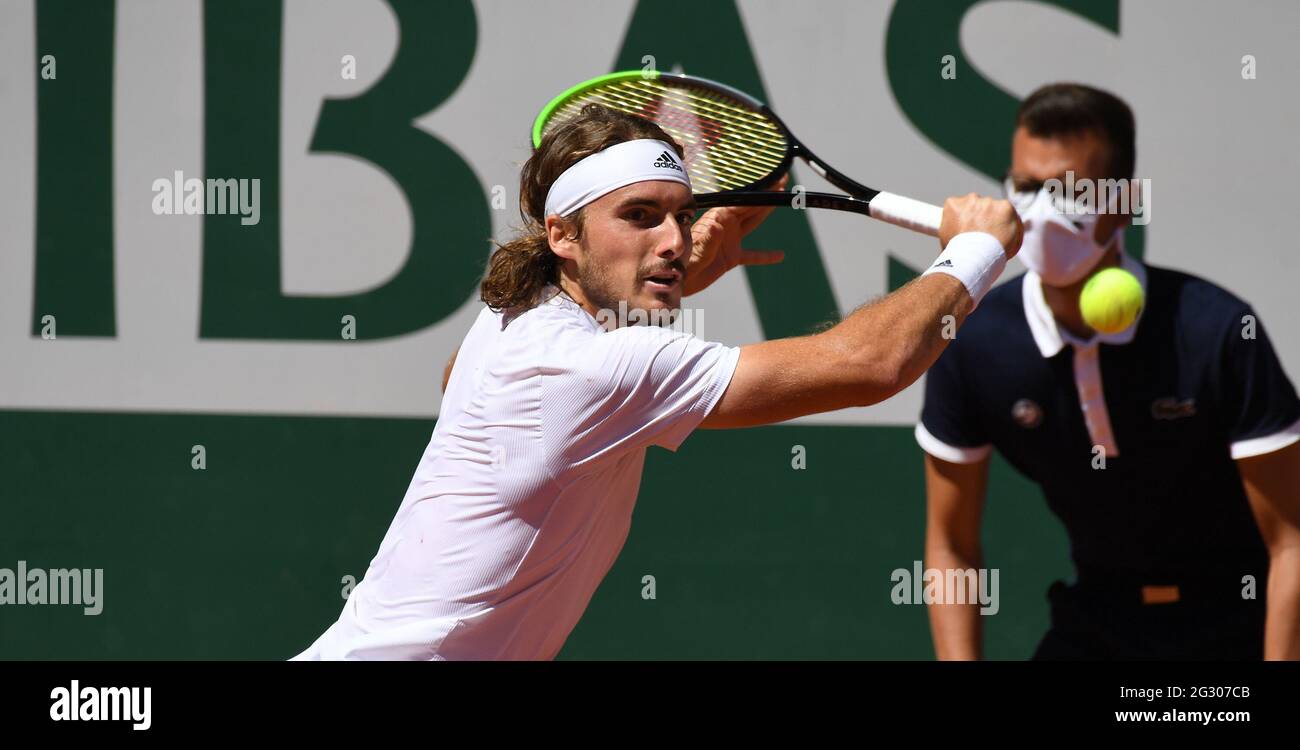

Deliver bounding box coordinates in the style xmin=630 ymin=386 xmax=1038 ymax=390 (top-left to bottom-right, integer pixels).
xmin=917 ymin=83 xmax=1300 ymax=660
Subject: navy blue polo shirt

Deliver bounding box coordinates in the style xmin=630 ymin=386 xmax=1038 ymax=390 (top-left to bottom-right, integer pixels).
xmin=917 ymin=252 xmax=1300 ymax=580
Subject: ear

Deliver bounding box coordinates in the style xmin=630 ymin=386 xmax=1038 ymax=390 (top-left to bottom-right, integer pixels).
xmin=546 ymin=215 xmax=580 ymax=262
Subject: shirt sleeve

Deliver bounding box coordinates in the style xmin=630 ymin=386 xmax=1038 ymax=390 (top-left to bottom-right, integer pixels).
xmin=547 ymin=325 xmax=741 ymax=459
xmin=916 ymin=341 xmax=992 ymax=464
xmin=1219 ymin=306 xmax=1300 ymax=459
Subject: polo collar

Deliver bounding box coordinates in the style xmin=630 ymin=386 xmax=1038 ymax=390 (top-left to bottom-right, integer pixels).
xmin=1022 ymin=240 xmax=1148 ymax=358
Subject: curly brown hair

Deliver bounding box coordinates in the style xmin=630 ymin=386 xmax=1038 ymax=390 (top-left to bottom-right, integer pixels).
xmin=480 ymin=104 xmax=685 ymax=311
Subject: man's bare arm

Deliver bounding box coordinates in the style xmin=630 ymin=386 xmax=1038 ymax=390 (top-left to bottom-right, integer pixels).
xmin=441 ymin=348 xmax=459 ymax=393
xmin=924 ymin=452 xmax=990 ymax=660
xmin=702 ymin=194 xmax=1021 ymax=429
xmin=1238 ymin=439 xmax=1300 ymax=660
xmin=702 ymin=272 xmax=973 ymax=427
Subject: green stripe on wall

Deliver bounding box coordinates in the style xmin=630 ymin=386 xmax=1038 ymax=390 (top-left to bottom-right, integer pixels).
xmin=0 ymin=411 xmax=1068 ymax=660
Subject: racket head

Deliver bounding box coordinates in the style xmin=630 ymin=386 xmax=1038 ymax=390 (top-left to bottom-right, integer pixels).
xmin=531 ymin=70 xmax=794 ymax=195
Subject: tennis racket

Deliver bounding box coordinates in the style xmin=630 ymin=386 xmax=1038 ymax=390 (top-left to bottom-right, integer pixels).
xmin=531 ymin=70 xmax=943 ymax=237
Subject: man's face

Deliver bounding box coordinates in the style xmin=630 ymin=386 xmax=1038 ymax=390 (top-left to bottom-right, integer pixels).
xmin=550 ymin=179 xmax=695 ymax=322
xmin=1008 ymin=126 xmax=1128 ymax=246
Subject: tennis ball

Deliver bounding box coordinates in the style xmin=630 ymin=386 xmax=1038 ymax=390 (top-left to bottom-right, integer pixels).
xmin=1080 ymin=267 xmax=1144 ymax=335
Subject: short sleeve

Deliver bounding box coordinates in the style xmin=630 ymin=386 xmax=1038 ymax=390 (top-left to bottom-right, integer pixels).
xmin=916 ymin=342 xmax=992 ymax=464
xmin=1220 ymin=307 xmax=1300 ymax=459
xmin=546 ymin=325 xmax=740 ymax=457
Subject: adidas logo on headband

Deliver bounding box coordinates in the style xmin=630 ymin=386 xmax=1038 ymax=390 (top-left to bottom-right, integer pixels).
xmin=544 ymin=140 xmax=692 ymax=218
xmin=652 ymin=151 xmax=683 ymax=172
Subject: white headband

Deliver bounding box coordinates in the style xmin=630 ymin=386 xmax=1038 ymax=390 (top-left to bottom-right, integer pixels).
xmin=543 ymin=139 xmax=692 ymax=218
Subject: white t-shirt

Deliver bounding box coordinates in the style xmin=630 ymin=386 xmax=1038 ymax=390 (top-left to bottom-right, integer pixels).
xmin=293 ymin=289 xmax=740 ymax=660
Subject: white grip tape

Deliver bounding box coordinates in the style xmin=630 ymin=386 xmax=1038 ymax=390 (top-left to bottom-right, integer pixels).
xmin=920 ymin=232 xmax=1008 ymax=309
xmin=869 ymin=191 xmax=943 ymax=237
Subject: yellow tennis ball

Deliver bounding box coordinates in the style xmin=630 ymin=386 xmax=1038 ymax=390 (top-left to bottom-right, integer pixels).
xmin=1080 ymin=267 xmax=1144 ymax=334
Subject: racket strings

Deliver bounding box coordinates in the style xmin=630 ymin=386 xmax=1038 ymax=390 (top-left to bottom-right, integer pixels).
xmin=541 ymin=78 xmax=788 ymax=193
xmin=547 ymin=95 xmax=779 ymax=190
xmin=548 ymin=81 xmax=782 ymax=147
xmin=569 ymin=82 xmax=786 ymax=180
xmin=598 ymin=80 xmax=785 ymax=148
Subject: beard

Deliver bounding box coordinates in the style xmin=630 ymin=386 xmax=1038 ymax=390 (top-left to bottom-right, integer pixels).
xmin=573 ymin=255 xmax=683 ymax=329
xmin=573 ymin=254 xmax=623 ymax=316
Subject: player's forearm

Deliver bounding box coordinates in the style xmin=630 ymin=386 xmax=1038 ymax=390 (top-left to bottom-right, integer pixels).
xmin=1236 ymin=442 xmax=1300 ymax=658
xmin=702 ymin=222 xmax=1013 ymax=428
xmin=702 ymin=275 xmax=974 ymax=427
xmin=1264 ymin=546 xmax=1300 ymax=660
xmin=441 ymin=347 xmax=459 ymax=393
xmin=925 ymin=543 xmax=984 ymax=660
xmin=817 ymin=229 xmax=1009 ymax=405
xmin=820 ymin=272 xmax=973 ymax=405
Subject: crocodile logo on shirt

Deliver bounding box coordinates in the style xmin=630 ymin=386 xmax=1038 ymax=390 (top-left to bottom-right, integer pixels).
xmin=1151 ymin=397 xmax=1197 ymax=420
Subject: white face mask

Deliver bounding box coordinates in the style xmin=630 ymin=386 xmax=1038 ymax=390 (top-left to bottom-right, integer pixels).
xmin=1006 ymin=179 xmax=1121 ymax=287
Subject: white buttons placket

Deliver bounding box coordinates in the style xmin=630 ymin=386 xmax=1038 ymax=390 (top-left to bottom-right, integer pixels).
xmin=1072 ymin=341 xmax=1120 ymax=457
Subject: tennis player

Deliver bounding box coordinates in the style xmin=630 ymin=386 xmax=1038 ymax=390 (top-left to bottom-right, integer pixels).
xmin=294 ymin=103 xmax=1021 ymax=660
xmin=917 ymin=84 xmax=1300 ymax=660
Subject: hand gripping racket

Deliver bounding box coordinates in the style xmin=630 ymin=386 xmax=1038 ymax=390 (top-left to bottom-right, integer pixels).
xmin=532 ymin=70 xmax=943 ymax=237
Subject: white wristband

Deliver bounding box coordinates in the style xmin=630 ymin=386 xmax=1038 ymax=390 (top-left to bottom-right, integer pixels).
xmin=920 ymin=232 xmax=1008 ymax=309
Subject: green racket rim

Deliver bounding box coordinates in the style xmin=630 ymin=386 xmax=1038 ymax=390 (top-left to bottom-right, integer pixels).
xmin=530 ymin=70 xmax=790 ymax=193
xmin=531 ymin=70 xmax=660 ymax=148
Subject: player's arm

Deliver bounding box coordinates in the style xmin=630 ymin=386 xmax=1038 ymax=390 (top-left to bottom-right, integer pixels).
xmin=701 ymin=195 xmax=1020 ymax=428
xmin=1219 ymin=304 xmax=1300 ymax=660
xmin=923 ymin=452 xmax=990 ymax=660
xmin=1237 ymin=440 xmax=1300 ymax=660
xmin=441 ymin=348 xmax=459 ymax=393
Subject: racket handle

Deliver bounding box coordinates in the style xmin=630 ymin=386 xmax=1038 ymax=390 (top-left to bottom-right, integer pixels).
xmin=868 ymin=192 xmax=942 ymax=237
